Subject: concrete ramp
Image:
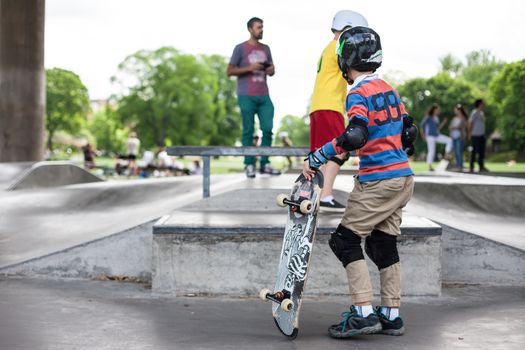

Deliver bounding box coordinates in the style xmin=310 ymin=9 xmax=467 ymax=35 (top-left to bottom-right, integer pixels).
xmin=414 ymin=180 xmax=525 ymax=216
xmin=407 ymin=174 xmax=525 ymax=286
xmin=440 ymin=223 xmax=525 ymax=286
xmin=409 ymin=174 xmax=525 ymax=251
xmin=0 ymin=162 xmax=33 ymax=190
xmin=0 ymin=220 xmax=155 ymax=280
xmin=7 ymin=161 xmax=103 ymax=190
xmin=0 ymin=174 xmax=245 ymax=272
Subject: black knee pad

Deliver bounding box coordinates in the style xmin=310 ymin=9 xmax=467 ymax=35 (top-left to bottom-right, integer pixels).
xmin=328 ymin=156 xmax=346 ymax=166
xmin=328 ymin=224 xmax=363 ymax=267
xmin=364 ymin=229 xmax=399 ymax=269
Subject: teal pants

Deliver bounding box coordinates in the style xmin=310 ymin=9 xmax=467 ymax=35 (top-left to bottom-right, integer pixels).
xmin=238 ymin=95 xmax=274 ymax=166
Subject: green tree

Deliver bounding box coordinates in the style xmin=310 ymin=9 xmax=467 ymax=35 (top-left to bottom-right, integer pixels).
xmin=398 ymin=73 xmax=478 ymax=153
xmin=275 ymin=115 xmax=309 ymax=147
xmin=399 ymin=73 xmax=478 ymax=122
xmin=45 ymin=68 xmax=90 ymax=151
xmin=439 ymin=50 xmax=504 ymax=94
xmin=201 ymin=54 xmax=241 ymax=145
xmin=88 ymin=106 xmax=128 ymax=154
xmin=113 ymin=47 xmax=239 ymax=150
xmin=489 ymin=60 xmax=525 ymax=151
xmin=439 ymin=54 xmax=462 ymax=76
xmin=462 ymin=50 xmax=504 ymax=93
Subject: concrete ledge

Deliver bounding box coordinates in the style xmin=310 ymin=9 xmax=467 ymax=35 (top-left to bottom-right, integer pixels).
xmin=152 ymin=189 xmax=442 ymax=297
xmin=153 ymin=211 xmax=441 ymax=236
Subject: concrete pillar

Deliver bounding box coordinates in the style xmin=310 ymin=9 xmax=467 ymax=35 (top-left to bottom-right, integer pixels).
xmin=0 ymin=0 xmax=45 ymax=162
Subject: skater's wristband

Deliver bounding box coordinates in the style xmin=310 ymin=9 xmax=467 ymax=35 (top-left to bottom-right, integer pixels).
xmin=321 ymin=141 xmax=337 ymax=158
xmin=307 ymin=142 xmax=337 ymax=169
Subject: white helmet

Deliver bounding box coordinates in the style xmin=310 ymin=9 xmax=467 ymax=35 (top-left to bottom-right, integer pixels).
xmin=331 ymin=10 xmax=368 ymax=32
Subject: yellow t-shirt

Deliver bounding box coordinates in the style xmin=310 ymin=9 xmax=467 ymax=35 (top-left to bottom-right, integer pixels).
xmin=310 ymin=40 xmax=347 ymax=116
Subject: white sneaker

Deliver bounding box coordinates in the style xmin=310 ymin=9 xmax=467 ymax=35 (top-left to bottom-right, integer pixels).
xmin=245 ymin=164 xmax=256 ymax=178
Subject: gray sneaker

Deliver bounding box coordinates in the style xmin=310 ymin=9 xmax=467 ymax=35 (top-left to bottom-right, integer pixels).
xmin=260 ymin=164 xmax=281 ymax=176
xmin=328 ymin=306 xmax=382 ymax=338
xmin=375 ymin=306 xmax=405 ymax=336
xmin=245 ymin=164 xmax=256 ymax=178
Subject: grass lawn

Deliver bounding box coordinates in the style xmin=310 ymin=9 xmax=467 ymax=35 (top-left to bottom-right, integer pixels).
xmin=203 ymin=157 xmax=525 ymax=174
xmin=409 ymin=160 xmax=525 ymax=173
xmin=471 ymin=162 xmax=525 ymax=172
xmin=54 ymin=152 xmax=525 ymax=177
xmin=90 ymin=155 xmax=524 ymax=175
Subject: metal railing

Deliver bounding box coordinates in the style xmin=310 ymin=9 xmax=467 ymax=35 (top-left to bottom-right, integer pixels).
xmin=167 ymin=146 xmax=309 ymax=198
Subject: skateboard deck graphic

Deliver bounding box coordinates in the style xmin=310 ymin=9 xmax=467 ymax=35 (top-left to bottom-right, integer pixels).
xmin=259 ymin=172 xmax=323 ymax=339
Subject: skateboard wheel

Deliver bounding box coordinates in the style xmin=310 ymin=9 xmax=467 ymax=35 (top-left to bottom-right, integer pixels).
xmin=281 ymin=299 xmax=294 ymax=311
xmin=276 ymin=194 xmax=288 ymax=207
xmin=259 ymin=288 xmax=271 ymax=301
xmin=299 ymin=200 xmax=313 ymax=214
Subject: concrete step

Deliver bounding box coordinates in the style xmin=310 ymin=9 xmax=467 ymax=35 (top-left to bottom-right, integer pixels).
xmin=152 ymin=188 xmax=442 ymax=297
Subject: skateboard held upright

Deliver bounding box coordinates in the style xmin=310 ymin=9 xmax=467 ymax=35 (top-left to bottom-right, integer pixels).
xmin=259 ymin=171 xmax=324 ymax=339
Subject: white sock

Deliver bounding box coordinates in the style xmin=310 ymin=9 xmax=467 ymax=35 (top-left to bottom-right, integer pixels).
xmin=321 ymin=195 xmax=334 ymax=203
xmin=380 ymin=307 xmax=399 ymax=320
xmin=355 ymin=305 xmax=374 ymax=317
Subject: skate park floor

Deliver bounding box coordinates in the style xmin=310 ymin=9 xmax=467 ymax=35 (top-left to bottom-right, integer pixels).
xmin=407 ymin=172 xmax=525 ymax=250
xmin=1 ymin=165 xmax=524 ymax=349
xmin=0 ymin=174 xmax=247 ymax=268
xmin=0 ymin=277 xmax=523 ymax=350
xmin=1 ymin=168 xmax=524 ymax=267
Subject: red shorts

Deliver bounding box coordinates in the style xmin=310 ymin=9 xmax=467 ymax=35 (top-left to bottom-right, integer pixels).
xmin=309 ymin=110 xmax=345 ymax=151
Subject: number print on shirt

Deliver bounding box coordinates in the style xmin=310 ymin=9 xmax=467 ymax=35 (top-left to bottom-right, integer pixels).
xmin=370 ymin=91 xmax=402 ymax=126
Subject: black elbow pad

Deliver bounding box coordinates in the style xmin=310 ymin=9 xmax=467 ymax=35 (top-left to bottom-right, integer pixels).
xmin=335 ymin=118 xmax=369 ymax=152
xmin=402 ymin=116 xmax=418 ymax=145
xmin=402 ymin=116 xmax=418 ymax=156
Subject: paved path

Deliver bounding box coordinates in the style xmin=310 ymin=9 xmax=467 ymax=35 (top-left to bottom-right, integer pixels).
xmin=0 ymin=277 xmax=523 ymax=350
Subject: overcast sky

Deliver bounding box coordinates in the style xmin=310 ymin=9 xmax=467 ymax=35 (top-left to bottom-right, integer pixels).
xmin=45 ymin=0 xmax=525 ymax=123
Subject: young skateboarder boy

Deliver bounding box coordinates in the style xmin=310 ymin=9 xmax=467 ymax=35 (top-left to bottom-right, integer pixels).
xmin=303 ymin=26 xmax=417 ymax=338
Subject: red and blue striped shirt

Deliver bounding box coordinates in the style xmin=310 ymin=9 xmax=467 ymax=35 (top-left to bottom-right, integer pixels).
xmin=332 ymin=74 xmax=413 ymax=182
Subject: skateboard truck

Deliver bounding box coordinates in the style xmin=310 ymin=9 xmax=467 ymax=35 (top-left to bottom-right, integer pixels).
xmin=276 ymin=194 xmax=313 ymax=214
xmin=259 ymin=288 xmax=294 ymax=311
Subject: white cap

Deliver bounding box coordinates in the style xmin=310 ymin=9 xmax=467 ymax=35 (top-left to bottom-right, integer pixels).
xmin=331 ymin=10 xmax=368 ymax=31
xmin=278 ymin=131 xmax=289 ymax=138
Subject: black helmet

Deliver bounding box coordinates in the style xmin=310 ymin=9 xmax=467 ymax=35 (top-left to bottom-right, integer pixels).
xmin=336 ymin=26 xmax=382 ymax=81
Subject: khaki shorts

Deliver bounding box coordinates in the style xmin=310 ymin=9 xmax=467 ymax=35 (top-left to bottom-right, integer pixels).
xmin=340 ymin=175 xmax=414 ymax=238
